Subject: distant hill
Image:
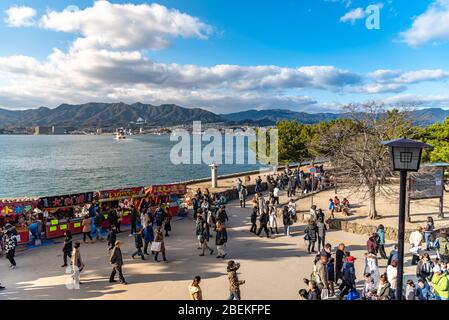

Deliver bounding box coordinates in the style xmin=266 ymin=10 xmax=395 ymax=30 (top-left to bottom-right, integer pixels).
xmin=1 ymin=103 xmax=449 ymax=128
xmin=0 ymin=103 xmax=225 ymax=128
xmin=221 ymin=109 xmax=341 ymax=125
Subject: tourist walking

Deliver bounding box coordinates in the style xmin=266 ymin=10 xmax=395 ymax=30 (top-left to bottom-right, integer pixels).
xmin=376 ymin=225 xmax=388 ymax=259
xmin=430 ymin=265 xmax=449 ymax=300
xmin=216 ymin=222 xmax=228 ymax=259
xmin=423 ymin=217 xmax=434 ymax=251
xmin=405 ymin=280 xmax=416 ymax=300
xmin=363 ymin=253 xmax=380 ymax=287
xmin=164 ymin=214 xmax=172 ymax=237
xmin=272 ymin=186 xmax=280 ymax=205
xmin=250 ymin=207 xmax=257 ymax=234
xmin=335 ymin=243 xmax=346 ymax=284
xmin=314 ymin=253 xmax=330 ymax=299
xmin=71 ymin=242 xmax=84 ymax=285
xmin=199 ymin=221 xmax=214 ymax=257
xmin=268 ymin=204 xmax=278 ymax=235
xmin=107 ymin=225 xmax=117 ymax=251
xmin=109 ymin=240 xmax=127 ymax=284
xmin=282 ymin=205 xmax=292 ymax=237
xmin=143 ymin=223 xmax=154 ymax=255
xmin=367 ymin=233 xmax=379 ymax=256
xmin=227 ymin=261 xmax=245 ymax=300
xmin=4 ymin=230 xmax=17 ymax=269
xmin=387 ymin=259 xmax=398 ymax=297
xmin=154 ymin=226 xmax=167 ymax=262
xmin=188 ymin=276 xmax=203 ymax=300
xmin=94 ymin=211 xmax=104 ymax=240
xmin=61 ymin=230 xmax=73 ymax=267
xmin=338 ymin=256 xmax=356 ymax=300
xmin=409 ymin=227 xmax=423 ymax=265
xmin=377 ymin=274 xmax=393 ymax=300
xmin=130 ymin=205 xmax=138 ymax=236
xmin=304 ymin=220 xmax=318 ymax=254
xmin=131 ymin=228 xmax=145 ymax=260
xmin=416 ymin=279 xmax=434 ymax=300
xmin=239 ymin=185 xmax=247 ymax=208
xmin=416 ymin=252 xmax=434 ymax=281
xmin=256 ymin=207 xmax=270 ymax=238
xmin=82 ymin=215 xmax=93 ymax=243
xmin=316 ymin=219 xmax=327 ymax=252
xmin=328 ymin=198 xmax=335 ymax=219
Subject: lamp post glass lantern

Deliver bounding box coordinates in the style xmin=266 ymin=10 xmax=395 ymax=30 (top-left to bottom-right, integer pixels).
xmin=382 ymin=138 xmax=432 ymax=300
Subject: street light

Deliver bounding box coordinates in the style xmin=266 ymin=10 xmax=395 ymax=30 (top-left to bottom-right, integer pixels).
xmin=382 ymin=138 xmax=432 ymax=300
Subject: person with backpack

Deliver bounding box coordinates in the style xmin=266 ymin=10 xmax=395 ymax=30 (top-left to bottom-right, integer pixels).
xmin=304 ymin=220 xmax=318 ymax=254
xmin=61 ymin=230 xmax=73 ymax=267
xmin=338 ymin=256 xmax=357 ymax=300
xmin=437 ymin=231 xmax=449 ymax=264
xmin=215 ymin=222 xmax=228 ymax=259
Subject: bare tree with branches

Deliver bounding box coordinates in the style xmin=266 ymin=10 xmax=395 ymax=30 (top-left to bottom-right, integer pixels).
xmin=311 ymin=102 xmax=416 ymax=219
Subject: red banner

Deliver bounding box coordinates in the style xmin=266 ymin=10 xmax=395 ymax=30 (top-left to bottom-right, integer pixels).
xmin=149 ymin=184 xmax=187 ymax=196
xmin=97 ymin=187 xmax=145 ymax=201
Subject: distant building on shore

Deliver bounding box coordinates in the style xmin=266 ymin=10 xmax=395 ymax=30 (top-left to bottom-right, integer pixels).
xmin=34 ymin=126 xmax=52 ymax=135
xmin=96 ymin=128 xmax=103 ymax=135
xmin=52 ymin=126 xmax=66 ymax=135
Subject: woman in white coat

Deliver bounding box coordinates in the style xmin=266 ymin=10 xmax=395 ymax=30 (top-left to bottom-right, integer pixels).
xmin=268 ymin=203 xmax=278 ymax=235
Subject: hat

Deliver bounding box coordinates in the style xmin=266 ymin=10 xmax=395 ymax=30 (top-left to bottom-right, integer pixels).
xmin=347 ymin=256 xmax=356 ymax=263
xmin=433 ymin=265 xmax=442 ymax=273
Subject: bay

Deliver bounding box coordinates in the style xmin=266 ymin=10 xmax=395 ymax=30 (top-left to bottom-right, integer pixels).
xmin=0 ymin=135 xmax=261 ymax=198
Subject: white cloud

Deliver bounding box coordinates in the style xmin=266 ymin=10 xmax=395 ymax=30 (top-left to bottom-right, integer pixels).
xmin=340 ymin=7 xmax=366 ymax=24
xmin=401 ymin=0 xmax=449 ymax=46
xmin=38 ymin=1 xmax=212 ymax=51
xmin=355 ymin=83 xmax=407 ymax=94
xmin=4 ymin=6 xmax=37 ymax=27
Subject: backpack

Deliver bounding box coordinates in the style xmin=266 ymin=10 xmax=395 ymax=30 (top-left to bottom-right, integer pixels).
xmin=438 ymin=236 xmax=449 ymax=257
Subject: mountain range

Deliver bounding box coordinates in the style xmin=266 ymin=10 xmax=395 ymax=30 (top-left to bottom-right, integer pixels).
xmin=1 ymin=103 xmax=449 ymax=128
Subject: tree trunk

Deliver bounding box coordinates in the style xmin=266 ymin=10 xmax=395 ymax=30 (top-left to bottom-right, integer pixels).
xmin=368 ymin=186 xmax=377 ymax=220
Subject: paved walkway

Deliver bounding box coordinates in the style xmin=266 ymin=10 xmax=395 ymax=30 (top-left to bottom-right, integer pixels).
xmin=0 ymin=190 xmax=418 ymax=300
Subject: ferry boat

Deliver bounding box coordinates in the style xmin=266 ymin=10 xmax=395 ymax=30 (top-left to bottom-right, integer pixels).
xmin=115 ymin=129 xmax=126 ymax=140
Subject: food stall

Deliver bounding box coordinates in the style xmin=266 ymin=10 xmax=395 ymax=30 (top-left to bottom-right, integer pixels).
xmin=95 ymin=187 xmax=145 ymax=226
xmin=0 ymin=199 xmax=39 ymax=244
xmin=38 ymin=192 xmax=94 ymax=239
xmin=142 ymin=183 xmax=187 ymax=217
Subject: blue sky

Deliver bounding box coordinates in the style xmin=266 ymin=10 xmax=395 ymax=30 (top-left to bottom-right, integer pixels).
xmin=1 ymin=0 xmax=449 ymax=113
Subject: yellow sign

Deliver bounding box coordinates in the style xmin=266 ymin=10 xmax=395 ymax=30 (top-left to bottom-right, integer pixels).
xmin=60 ymin=224 xmax=67 ymax=230
xmin=51 ymin=219 xmax=59 ymax=226
xmin=74 ymin=222 xmax=81 ymax=228
xmin=49 ymin=226 xmax=57 ymax=232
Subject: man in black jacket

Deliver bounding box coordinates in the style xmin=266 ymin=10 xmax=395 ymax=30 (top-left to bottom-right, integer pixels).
xmin=131 ymin=228 xmax=145 ymax=260
xmin=250 ymin=207 xmax=257 ymax=233
xmin=256 ymin=209 xmax=270 ymax=238
xmin=109 ymin=241 xmax=127 ymax=284
xmin=130 ymin=206 xmax=137 ymax=236
xmin=335 ymin=243 xmax=346 ymax=285
xmin=61 ymin=230 xmax=73 ymax=267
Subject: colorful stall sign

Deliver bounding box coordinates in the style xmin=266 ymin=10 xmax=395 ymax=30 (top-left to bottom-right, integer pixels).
xmin=96 ymin=187 xmax=145 ymax=202
xmin=0 ymin=200 xmax=38 ymax=216
xmin=39 ymin=192 xmax=94 ymax=209
xmin=150 ymin=184 xmax=187 ymax=196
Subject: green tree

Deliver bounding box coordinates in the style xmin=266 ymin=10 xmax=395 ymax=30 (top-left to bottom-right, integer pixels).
xmin=276 ymin=120 xmax=312 ymax=164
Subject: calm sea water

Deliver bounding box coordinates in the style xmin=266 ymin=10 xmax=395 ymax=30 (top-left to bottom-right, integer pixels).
xmin=0 ymin=135 xmax=260 ymax=198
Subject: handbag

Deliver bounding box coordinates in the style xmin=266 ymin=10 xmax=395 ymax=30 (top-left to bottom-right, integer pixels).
xmin=321 ymin=288 xmax=329 ymax=300
xmin=345 ymin=289 xmax=360 ymax=300
xmin=151 ymin=241 xmax=162 ymax=252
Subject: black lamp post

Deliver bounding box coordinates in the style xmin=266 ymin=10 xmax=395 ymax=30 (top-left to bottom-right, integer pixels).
xmin=382 ymin=138 xmax=431 ymax=300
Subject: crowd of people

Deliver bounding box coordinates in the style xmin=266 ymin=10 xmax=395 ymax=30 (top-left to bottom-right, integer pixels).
xmin=301 ymin=217 xmax=449 ymax=300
